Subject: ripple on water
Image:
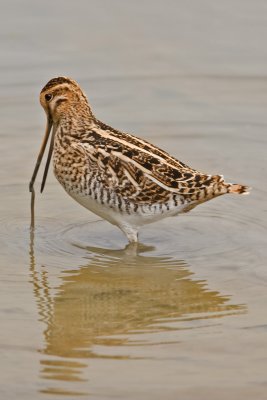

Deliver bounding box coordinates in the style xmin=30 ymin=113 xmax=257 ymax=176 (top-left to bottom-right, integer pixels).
xmin=2 ymin=190 xmax=260 ymax=394
xmin=0 ymin=192 xmax=266 ymax=271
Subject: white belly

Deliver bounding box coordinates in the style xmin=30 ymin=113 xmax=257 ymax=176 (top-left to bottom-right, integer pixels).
xmin=65 ymin=187 xmax=186 ymax=229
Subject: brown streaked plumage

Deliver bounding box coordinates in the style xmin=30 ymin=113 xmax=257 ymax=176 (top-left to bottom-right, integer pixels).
xmin=29 ymin=77 xmax=250 ymax=243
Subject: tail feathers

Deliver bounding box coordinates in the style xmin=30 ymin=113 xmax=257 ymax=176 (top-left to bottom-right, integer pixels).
xmin=227 ymin=183 xmax=250 ymax=195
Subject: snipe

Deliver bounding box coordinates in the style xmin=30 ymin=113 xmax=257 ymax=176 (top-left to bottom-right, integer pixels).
xmin=29 ymin=77 xmax=249 ymax=242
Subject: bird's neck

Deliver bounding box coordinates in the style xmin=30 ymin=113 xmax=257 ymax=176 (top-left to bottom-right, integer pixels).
xmin=54 ymin=105 xmax=96 ymax=139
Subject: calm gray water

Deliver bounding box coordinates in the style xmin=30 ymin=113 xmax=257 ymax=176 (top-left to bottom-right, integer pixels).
xmin=1 ymin=1 xmax=267 ymax=399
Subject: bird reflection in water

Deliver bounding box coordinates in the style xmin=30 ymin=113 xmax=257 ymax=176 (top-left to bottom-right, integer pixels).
xmin=29 ymin=231 xmax=245 ymax=396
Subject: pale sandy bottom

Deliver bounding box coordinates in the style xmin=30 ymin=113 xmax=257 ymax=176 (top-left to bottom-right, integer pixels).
xmin=1 ymin=1 xmax=267 ymax=399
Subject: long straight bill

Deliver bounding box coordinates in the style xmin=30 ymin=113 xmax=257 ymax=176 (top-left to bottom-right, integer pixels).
xmin=29 ymin=118 xmax=53 ymax=229
xmin=40 ymin=125 xmax=55 ymax=193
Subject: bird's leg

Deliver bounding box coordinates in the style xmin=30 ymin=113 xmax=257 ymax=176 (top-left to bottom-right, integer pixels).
xmin=119 ymin=223 xmax=139 ymax=243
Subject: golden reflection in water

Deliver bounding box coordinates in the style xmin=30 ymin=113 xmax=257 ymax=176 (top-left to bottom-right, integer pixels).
xmin=29 ymin=232 xmax=245 ymax=396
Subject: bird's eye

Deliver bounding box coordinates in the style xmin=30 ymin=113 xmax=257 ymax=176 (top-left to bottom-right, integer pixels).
xmin=45 ymin=93 xmax=53 ymax=102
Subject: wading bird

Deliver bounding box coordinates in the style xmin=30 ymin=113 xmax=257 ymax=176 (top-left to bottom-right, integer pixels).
xmin=29 ymin=77 xmax=249 ymax=242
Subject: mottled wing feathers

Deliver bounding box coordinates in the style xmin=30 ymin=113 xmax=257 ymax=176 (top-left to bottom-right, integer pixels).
xmin=71 ymin=125 xmax=226 ymax=204
xmin=96 ymin=119 xmax=198 ymax=172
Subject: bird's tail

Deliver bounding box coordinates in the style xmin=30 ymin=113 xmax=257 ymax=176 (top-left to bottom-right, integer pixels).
xmin=227 ymin=183 xmax=250 ymax=195
xmin=210 ymin=175 xmax=250 ymax=196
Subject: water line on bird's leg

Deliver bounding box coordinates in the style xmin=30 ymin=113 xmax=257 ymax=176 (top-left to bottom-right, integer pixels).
xmin=31 ymin=187 xmax=35 ymax=229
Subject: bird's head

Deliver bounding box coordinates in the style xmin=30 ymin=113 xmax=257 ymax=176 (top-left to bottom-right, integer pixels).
xmin=40 ymin=76 xmax=91 ymax=124
xmin=30 ymin=77 xmax=93 ymax=195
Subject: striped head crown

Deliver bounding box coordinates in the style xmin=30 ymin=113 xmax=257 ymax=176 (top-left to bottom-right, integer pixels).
xmin=40 ymin=77 xmax=79 ymax=93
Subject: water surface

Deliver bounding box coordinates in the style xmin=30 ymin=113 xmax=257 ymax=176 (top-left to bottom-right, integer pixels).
xmin=1 ymin=1 xmax=267 ymax=399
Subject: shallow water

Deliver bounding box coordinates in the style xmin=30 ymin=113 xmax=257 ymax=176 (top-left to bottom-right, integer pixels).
xmin=1 ymin=1 xmax=267 ymax=399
